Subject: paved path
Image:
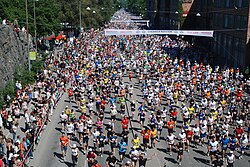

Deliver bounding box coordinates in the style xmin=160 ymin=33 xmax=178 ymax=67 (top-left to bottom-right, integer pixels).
xmin=28 ymin=71 xmax=250 ymax=167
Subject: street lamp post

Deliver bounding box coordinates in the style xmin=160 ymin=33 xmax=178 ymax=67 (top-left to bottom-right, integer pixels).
xmin=26 ymin=0 xmax=30 ymax=72
xmin=34 ymin=0 xmax=38 ymax=53
xmin=79 ymin=0 xmax=82 ymax=32
xmin=175 ymin=11 xmax=180 ymax=30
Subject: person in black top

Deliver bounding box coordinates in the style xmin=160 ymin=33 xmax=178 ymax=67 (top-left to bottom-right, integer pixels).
xmin=213 ymin=155 xmax=223 ymax=167
xmin=106 ymin=152 xmax=117 ymax=167
xmin=121 ymin=129 xmax=129 ymax=144
xmin=130 ymin=101 xmax=136 ymax=119
xmin=97 ymin=131 xmax=106 ymax=157
xmin=106 ymin=122 xmax=114 ymax=141
xmin=138 ymin=152 xmax=156 ymax=167
xmin=177 ymin=140 xmax=184 ymax=166
xmin=109 ymin=134 xmax=118 ymax=154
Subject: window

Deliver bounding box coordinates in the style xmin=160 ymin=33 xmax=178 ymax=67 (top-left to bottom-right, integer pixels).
xmin=236 ymin=0 xmax=243 ymax=8
xmin=240 ymin=16 xmax=248 ymax=28
xmin=224 ymin=15 xmax=229 ymax=28
xmin=242 ymin=0 xmax=249 ymax=7
xmin=234 ymin=15 xmax=241 ymax=29
xmin=228 ymin=15 xmax=234 ymax=28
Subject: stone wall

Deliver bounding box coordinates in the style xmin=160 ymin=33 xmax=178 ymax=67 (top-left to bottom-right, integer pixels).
xmin=0 ymin=25 xmax=32 ymax=88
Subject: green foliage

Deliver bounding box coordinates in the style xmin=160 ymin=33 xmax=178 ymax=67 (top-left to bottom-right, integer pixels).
xmin=56 ymin=0 xmax=119 ymax=29
xmin=178 ymin=0 xmax=185 ymax=28
xmin=14 ymin=65 xmax=36 ymax=87
xmin=126 ymin=0 xmax=146 ymax=16
xmin=0 ymin=0 xmax=61 ymax=37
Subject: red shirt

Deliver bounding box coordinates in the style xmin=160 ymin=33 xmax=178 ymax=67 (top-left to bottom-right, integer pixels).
xmin=87 ymin=152 xmax=96 ymax=159
xmin=100 ymin=101 xmax=106 ymax=107
xmin=235 ymin=128 xmax=243 ymax=138
xmin=167 ymin=121 xmax=175 ymax=129
xmin=171 ymin=111 xmax=178 ymax=117
xmin=68 ymin=89 xmax=73 ymax=96
xmin=186 ymin=130 xmax=194 ymax=138
xmin=141 ymin=130 xmax=151 ymax=139
xmin=121 ymin=118 xmax=129 ymax=129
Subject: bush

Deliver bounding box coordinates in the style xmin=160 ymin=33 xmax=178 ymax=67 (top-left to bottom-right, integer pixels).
xmin=0 ymin=52 xmax=47 ymax=109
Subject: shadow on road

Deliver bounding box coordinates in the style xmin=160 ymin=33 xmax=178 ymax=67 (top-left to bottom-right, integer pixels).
xmin=53 ymin=152 xmax=63 ymax=160
xmin=193 ymin=157 xmax=210 ymax=165
xmin=157 ymin=147 xmax=167 ymax=154
xmin=164 ymin=157 xmax=178 ymax=164
xmin=55 ymin=127 xmax=63 ymax=133
xmin=193 ymin=149 xmax=207 ymax=156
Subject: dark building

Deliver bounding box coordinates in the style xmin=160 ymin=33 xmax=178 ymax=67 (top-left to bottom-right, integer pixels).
xmin=146 ymin=0 xmax=179 ymax=29
xmin=182 ymin=0 xmax=250 ymax=69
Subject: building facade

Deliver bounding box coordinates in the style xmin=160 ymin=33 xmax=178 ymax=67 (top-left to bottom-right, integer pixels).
xmin=146 ymin=0 xmax=179 ymax=29
xmin=182 ymin=0 xmax=250 ymax=69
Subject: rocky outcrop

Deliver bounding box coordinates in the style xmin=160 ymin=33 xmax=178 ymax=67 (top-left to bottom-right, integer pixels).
xmin=0 ymin=25 xmax=32 ymax=88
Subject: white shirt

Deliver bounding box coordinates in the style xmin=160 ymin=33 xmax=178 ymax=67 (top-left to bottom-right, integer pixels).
xmin=77 ymin=122 xmax=84 ymax=132
xmin=193 ymin=127 xmax=200 ymax=135
xmin=167 ymin=134 xmax=176 ymax=144
xmin=72 ymin=148 xmax=78 ymax=156
xmin=60 ymin=113 xmax=68 ymax=121
xmin=66 ymin=123 xmax=74 ymax=133
xmin=209 ymin=141 xmax=218 ymax=152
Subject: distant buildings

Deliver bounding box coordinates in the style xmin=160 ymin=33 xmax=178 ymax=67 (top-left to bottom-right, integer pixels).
xmin=146 ymin=0 xmax=179 ymax=29
xmin=146 ymin=0 xmax=250 ymax=69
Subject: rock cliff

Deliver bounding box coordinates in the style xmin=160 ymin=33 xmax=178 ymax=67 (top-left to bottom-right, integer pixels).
xmin=0 ymin=25 xmax=31 ymax=88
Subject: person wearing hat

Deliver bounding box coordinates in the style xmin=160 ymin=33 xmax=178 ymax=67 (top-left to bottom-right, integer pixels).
xmin=227 ymin=151 xmax=235 ymax=167
xmin=118 ymin=138 xmax=127 ymax=161
xmin=213 ymin=155 xmax=223 ymax=167
xmin=87 ymin=148 xmax=97 ymax=167
xmin=129 ymin=146 xmax=139 ymax=167
xmin=69 ymin=143 xmax=79 ymax=165
xmin=239 ymin=134 xmax=248 ymax=159
xmin=124 ymin=160 xmax=132 ymax=167
xmin=138 ymin=152 xmax=156 ymax=167
xmin=106 ymin=152 xmax=117 ymax=167
xmin=208 ymin=136 xmax=219 ymax=165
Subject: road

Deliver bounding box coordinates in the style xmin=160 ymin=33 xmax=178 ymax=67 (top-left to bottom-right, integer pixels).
xmin=28 ymin=69 xmax=250 ymax=167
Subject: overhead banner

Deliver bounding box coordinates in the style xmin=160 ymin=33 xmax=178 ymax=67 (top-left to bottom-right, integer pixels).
xmin=104 ymin=29 xmax=214 ymax=37
xmin=110 ymin=20 xmax=150 ymax=23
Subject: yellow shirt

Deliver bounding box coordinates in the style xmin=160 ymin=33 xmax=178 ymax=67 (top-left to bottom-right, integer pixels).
xmin=188 ymin=107 xmax=194 ymax=114
xmin=132 ymin=138 xmax=140 ymax=148
xmin=151 ymin=129 xmax=157 ymax=138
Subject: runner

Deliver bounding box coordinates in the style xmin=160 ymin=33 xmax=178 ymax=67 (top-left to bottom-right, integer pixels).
xmin=69 ymin=143 xmax=79 ymax=165
xmin=118 ymin=138 xmax=127 ymax=161
xmin=59 ymin=133 xmax=69 ymax=160
xmin=106 ymin=152 xmax=117 ymax=167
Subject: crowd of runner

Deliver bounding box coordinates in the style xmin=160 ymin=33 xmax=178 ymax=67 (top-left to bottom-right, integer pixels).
xmin=57 ymin=10 xmax=250 ymax=167
xmin=0 ymin=9 xmax=250 ymax=167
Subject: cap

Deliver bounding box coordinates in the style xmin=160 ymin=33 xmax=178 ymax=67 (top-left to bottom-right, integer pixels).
xmin=230 ymin=151 xmax=233 ymax=154
xmin=89 ymin=148 xmax=93 ymax=152
xmin=133 ymin=146 xmax=137 ymax=149
xmin=72 ymin=144 xmax=77 ymax=148
xmin=126 ymin=161 xmax=131 ymax=164
xmin=13 ymin=154 xmax=19 ymax=158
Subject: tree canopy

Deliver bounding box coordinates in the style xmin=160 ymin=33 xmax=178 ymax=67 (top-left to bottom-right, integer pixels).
xmin=125 ymin=0 xmax=146 ymax=16
xmin=0 ymin=0 xmax=121 ymax=37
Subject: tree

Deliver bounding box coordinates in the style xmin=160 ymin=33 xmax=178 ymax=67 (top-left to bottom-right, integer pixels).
xmin=0 ymin=0 xmax=60 ymax=37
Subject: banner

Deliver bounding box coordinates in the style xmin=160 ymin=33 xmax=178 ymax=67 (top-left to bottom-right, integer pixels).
xmin=29 ymin=51 xmax=36 ymax=60
xmin=110 ymin=20 xmax=150 ymax=23
xmin=104 ymin=29 xmax=214 ymax=37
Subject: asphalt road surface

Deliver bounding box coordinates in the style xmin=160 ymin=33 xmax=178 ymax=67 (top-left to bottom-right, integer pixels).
xmin=28 ymin=71 xmax=250 ymax=167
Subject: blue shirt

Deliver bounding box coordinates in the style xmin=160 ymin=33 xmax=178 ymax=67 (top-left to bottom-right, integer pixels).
xmin=221 ymin=138 xmax=230 ymax=148
xmin=118 ymin=142 xmax=127 ymax=153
